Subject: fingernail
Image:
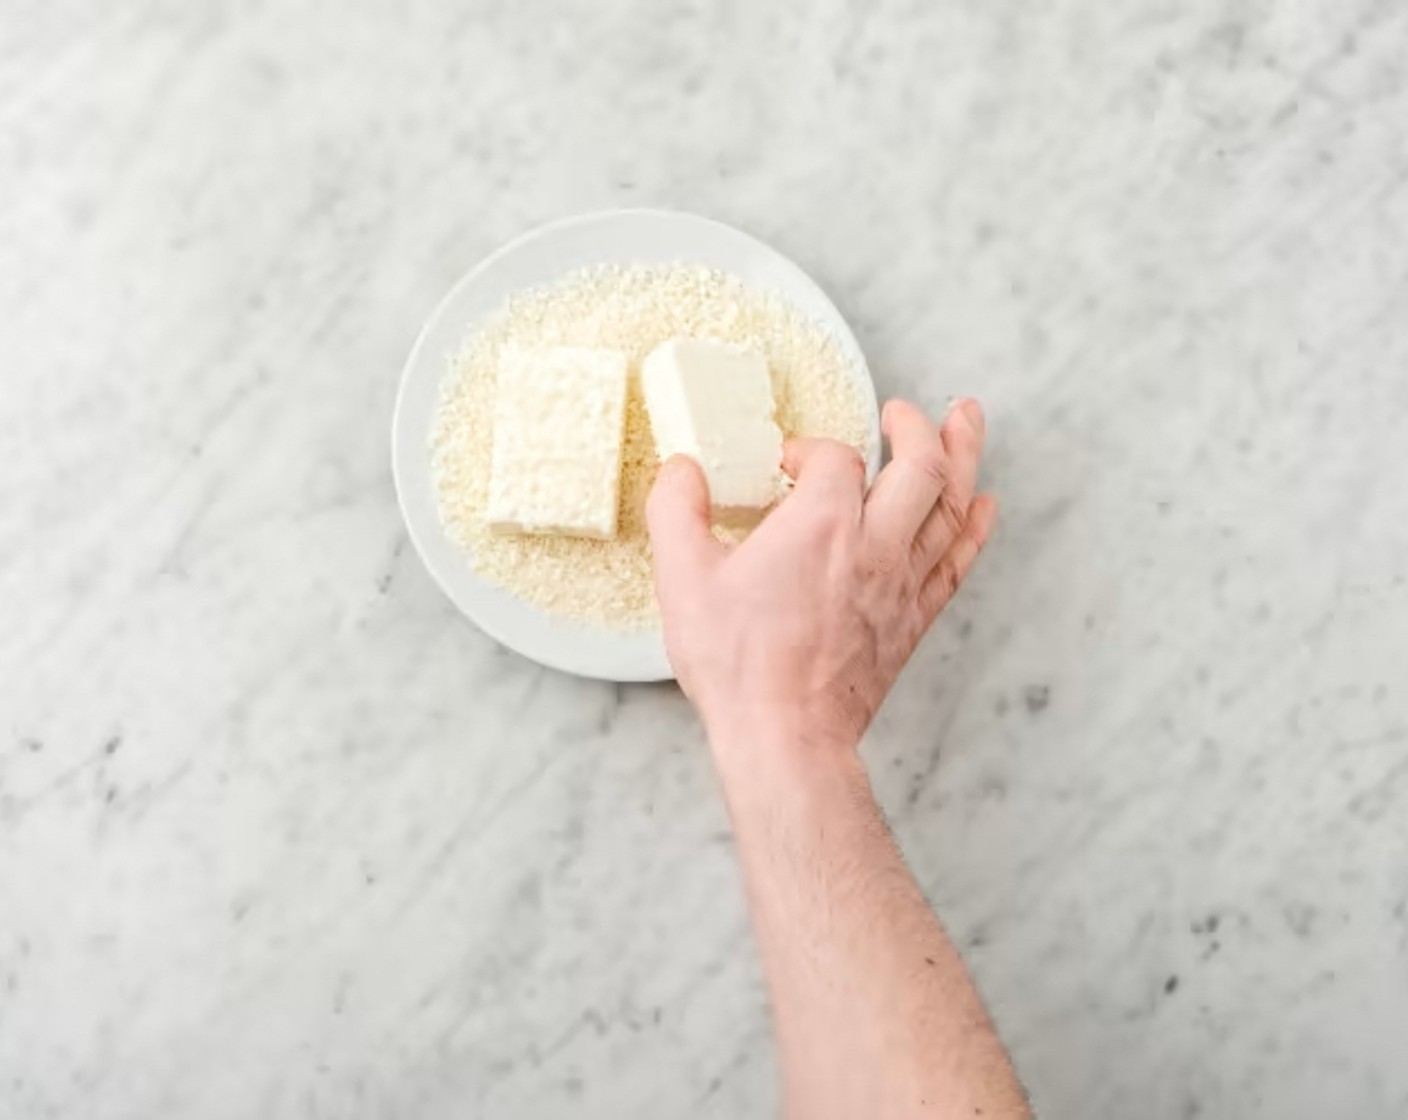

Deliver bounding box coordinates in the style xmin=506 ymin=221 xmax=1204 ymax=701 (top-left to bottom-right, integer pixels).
xmin=957 ymin=399 xmax=985 ymax=431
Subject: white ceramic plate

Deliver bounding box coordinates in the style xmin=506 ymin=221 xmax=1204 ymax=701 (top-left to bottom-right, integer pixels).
xmin=392 ymin=209 xmax=881 ymax=682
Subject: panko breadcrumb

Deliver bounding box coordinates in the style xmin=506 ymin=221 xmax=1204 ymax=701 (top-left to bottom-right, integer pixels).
xmin=431 ymin=264 xmax=871 ymax=629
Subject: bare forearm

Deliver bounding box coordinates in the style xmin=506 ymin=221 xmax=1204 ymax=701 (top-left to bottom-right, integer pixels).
xmin=647 ymin=402 xmax=1013 ymax=1114
xmin=713 ymin=724 xmax=1030 ymax=1120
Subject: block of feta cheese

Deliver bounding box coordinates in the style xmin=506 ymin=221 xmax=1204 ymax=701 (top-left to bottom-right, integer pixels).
xmin=640 ymin=339 xmax=784 ymax=509
xmin=485 ymin=345 xmax=629 ymax=539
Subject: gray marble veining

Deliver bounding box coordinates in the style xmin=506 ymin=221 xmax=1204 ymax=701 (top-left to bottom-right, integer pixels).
xmin=2 ymin=1 xmax=1407 ymax=1117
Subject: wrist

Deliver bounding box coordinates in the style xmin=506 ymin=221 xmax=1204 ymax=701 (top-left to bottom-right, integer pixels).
xmin=704 ymin=704 xmax=865 ymax=802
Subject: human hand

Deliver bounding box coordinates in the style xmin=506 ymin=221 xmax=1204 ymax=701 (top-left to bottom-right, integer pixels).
xmin=646 ymin=398 xmax=996 ymax=763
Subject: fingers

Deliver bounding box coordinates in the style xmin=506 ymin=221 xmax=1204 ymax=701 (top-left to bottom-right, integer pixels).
xmin=781 ymin=437 xmax=865 ymax=519
xmin=647 ymin=456 xmax=727 ymax=603
xmin=863 ymin=400 xmax=948 ymax=544
xmin=917 ymin=494 xmax=998 ymax=620
xmin=866 ymin=397 xmax=989 ymax=564
xmin=914 ymin=398 xmax=988 ymax=563
xmin=939 ymin=397 xmax=986 ymax=518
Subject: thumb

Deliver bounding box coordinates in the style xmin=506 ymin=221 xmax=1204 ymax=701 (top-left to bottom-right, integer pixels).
xmin=646 ymin=456 xmax=726 ymax=593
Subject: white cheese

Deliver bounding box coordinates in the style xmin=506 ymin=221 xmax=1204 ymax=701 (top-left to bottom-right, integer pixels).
xmin=641 ymin=338 xmax=784 ymax=509
xmin=485 ymin=345 xmax=629 ymax=539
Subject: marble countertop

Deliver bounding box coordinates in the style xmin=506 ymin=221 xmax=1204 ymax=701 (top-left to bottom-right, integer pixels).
xmin=3 ymin=3 xmax=1407 ymax=1117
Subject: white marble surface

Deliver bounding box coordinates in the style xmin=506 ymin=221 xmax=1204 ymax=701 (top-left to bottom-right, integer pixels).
xmin=3 ymin=2 xmax=1407 ymax=1117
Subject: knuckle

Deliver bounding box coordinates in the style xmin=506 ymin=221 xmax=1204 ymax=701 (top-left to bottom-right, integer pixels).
xmin=913 ymin=495 xmax=965 ymax=560
xmin=938 ymin=493 xmax=966 ymax=537
xmin=912 ymin=447 xmax=948 ymax=486
xmin=930 ymin=558 xmax=960 ymax=604
xmin=820 ymin=442 xmax=863 ymax=475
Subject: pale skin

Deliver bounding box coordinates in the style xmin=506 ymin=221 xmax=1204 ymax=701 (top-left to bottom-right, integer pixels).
xmin=647 ymin=398 xmax=1030 ymax=1120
